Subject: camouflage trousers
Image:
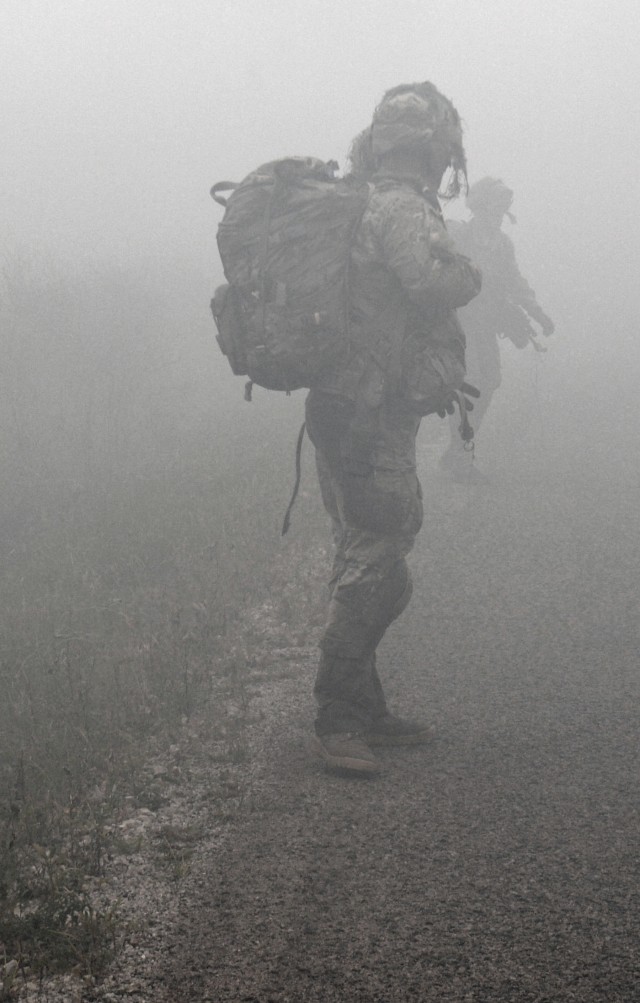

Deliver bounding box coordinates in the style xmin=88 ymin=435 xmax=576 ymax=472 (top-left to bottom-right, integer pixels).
xmin=305 ymin=390 xmax=423 ymax=735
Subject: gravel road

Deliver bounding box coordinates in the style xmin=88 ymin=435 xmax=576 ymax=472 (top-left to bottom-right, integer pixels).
xmin=128 ymin=415 xmax=639 ymax=1003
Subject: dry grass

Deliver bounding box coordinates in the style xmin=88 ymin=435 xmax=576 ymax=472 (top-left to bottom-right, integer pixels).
xmin=0 ymin=258 xmax=326 ymax=985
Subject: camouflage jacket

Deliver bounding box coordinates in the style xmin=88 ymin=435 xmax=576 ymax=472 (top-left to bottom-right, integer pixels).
xmin=316 ymin=175 xmax=481 ymax=407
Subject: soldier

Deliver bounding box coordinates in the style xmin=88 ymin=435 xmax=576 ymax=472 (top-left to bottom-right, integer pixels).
xmin=307 ymin=82 xmax=482 ymax=775
xmin=440 ymin=177 xmax=555 ymax=480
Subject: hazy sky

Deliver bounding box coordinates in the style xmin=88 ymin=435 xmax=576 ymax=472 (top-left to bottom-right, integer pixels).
xmin=2 ymin=0 xmax=639 ymax=349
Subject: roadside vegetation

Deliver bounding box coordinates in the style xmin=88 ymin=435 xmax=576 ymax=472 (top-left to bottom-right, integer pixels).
xmin=0 ymin=258 xmax=324 ymax=991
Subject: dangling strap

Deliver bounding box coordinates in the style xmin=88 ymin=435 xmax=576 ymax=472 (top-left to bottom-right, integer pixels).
xmin=455 ymin=390 xmax=475 ymax=449
xmin=210 ymin=181 xmax=237 ymax=207
xmin=282 ymin=421 xmax=308 ymax=537
xmin=281 ymin=422 xmax=307 ymax=536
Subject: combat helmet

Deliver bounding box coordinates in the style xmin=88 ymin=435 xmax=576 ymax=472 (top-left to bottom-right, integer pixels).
xmin=466 ymin=177 xmax=516 ymax=221
xmin=368 ymin=81 xmax=468 ymax=198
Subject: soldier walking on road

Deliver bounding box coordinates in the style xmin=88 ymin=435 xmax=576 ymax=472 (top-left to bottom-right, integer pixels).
xmin=308 ymin=82 xmax=482 ymax=775
xmin=441 ymin=177 xmax=555 ymax=481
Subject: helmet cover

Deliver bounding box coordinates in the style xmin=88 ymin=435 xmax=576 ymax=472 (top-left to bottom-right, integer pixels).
xmin=371 ymin=85 xmax=463 ymax=156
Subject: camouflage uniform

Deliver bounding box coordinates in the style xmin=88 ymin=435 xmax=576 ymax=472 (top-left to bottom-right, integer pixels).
xmin=307 ymin=175 xmax=481 ymax=735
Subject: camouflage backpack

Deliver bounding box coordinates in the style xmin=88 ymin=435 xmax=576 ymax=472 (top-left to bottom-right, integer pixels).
xmin=210 ymin=157 xmax=370 ymax=398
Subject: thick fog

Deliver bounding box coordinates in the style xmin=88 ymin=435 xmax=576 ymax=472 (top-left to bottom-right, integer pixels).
xmin=3 ymin=0 xmax=638 ymax=489
xmin=2 ymin=4 xmax=640 ymax=991
xmin=2 ymin=0 xmax=639 ymax=531
xmin=2 ymin=0 xmax=639 ymax=643
xmin=3 ymin=0 xmax=639 ymax=316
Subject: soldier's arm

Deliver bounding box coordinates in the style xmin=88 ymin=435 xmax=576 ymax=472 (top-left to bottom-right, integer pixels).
xmin=503 ymin=236 xmax=554 ymax=334
xmin=379 ymin=189 xmax=482 ymax=313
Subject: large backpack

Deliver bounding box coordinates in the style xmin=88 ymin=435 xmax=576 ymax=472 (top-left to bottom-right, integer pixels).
xmin=210 ymin=157 xmax=370 ymax=397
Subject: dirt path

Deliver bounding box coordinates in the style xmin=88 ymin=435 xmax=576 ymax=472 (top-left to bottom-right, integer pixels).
xmin=89 ymin=432 xmax=640 ymax=1003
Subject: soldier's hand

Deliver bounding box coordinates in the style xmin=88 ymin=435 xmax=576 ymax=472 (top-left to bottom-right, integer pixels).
xmin=540 ymin=316 xmax=555 ymax=337
xmin=436 ymin=383 xmax=480 ymax=419
xmin=436 ymin=399 xmax=456 ymax=418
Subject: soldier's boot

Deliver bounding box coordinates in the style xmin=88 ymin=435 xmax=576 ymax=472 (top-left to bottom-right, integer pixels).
xmin=310 ymin=731 xmax=380 ymax=776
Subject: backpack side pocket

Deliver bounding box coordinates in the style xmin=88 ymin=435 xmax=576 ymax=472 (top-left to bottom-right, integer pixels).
xmin=210 ymin=283 xmax=249 ymax=376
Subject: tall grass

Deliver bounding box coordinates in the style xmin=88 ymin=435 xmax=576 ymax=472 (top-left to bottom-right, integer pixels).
xmin=0 ymin=257 xmax=325 ymax=977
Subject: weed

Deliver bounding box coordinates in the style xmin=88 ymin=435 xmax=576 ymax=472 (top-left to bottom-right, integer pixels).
xmin=0 ymin=842 xmax=122 ymax=979
xmin=153 ymin=824 xmax=204 ymax=882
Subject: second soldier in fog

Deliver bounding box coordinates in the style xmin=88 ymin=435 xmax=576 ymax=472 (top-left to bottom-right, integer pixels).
xmin=441 ymin=177 xmax=555 ymax=481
